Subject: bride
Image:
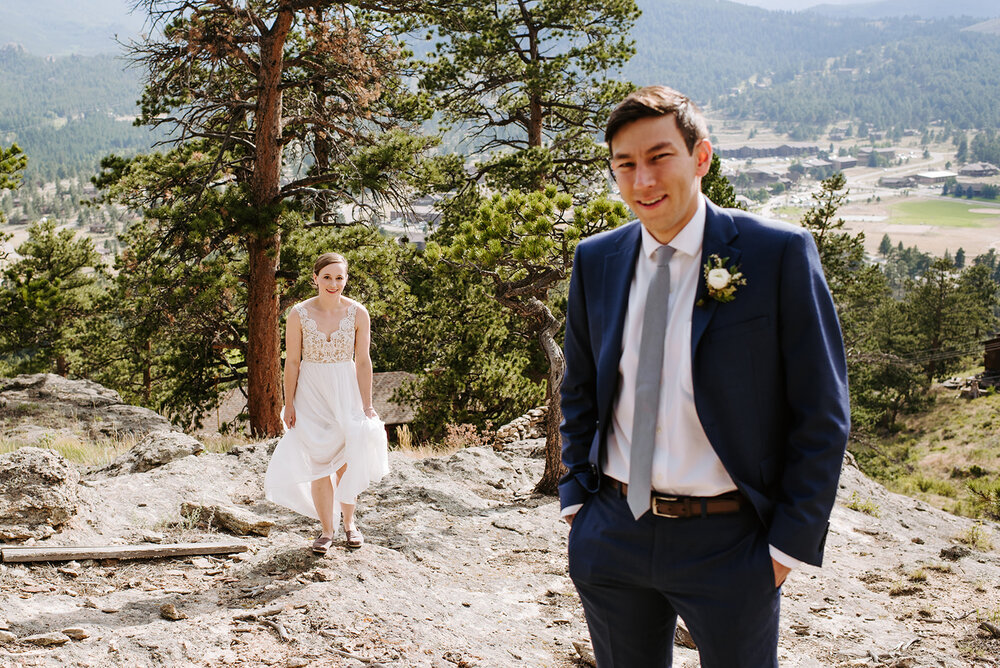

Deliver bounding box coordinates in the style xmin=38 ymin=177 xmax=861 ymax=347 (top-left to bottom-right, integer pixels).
xmin=264 ymin=252 xmax=389 ymax=553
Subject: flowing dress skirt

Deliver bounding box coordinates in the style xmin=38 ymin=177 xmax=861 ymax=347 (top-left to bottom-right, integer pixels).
xmin=264 ymin=360 xmax=389 ymax=529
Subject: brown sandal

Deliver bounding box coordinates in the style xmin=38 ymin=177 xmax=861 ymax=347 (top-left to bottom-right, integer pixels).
xmin=311 ymin=535 xmax=333 ymax=554
xmin=345 ymin=528 xmax=364 ymax=549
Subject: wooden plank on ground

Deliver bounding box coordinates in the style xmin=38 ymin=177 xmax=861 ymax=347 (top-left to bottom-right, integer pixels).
xmin=0 ymin=542 xmax=248 ymax=563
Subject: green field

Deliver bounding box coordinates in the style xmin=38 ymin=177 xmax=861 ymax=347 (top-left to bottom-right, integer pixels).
xmin=889 ymin=199 xmax=1000 ymax=228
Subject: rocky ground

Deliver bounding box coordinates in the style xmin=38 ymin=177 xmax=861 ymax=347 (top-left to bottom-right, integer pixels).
xmin=1 ymin=374 xmax=999 ymax=667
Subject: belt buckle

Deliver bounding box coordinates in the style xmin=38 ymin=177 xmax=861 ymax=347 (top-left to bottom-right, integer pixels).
xmin=651 ymin=495 xmax=682 ymax=518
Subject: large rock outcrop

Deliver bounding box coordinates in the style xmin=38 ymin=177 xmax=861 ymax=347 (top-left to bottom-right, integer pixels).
xmin=0 ymin=447 xmax=79 ymax=541
xmin=95 ymin=430 xmax=204 ymax=477
xmin=0 ymin=374 xmax=174 ymax=441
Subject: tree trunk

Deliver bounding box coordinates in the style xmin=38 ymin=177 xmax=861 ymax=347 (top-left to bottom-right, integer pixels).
xmin=534 ymin=329 xmax=565 ymax=495
xmin=245 ymin=11 xmax=293 ymax=437
xmin=512 ymin=295 xmax=565 ymax=495
xmin=247 ymin=233 xmax=284 ymax=437
xmin=143 ymin=339 xmax=151 ymax=404
xmin=528 ymin=91 xmax=543 ymax=149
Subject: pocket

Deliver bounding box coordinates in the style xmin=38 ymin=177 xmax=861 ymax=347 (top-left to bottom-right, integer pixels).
xmin=705 ymin=315 xmax=770 ymax=341
xmin=758 ymin=537 xmax=780 ymax=594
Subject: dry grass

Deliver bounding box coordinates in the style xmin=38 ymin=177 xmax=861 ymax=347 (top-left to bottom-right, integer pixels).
xmin=0 ymin=430 xmax=251 ymax=464
xmin=860 ymin=377 xmax=1000 ymax=521
xmin=925 ymin=562 xmax=954 ymax=573
xmin=391 ymin=423 xmax=495 ymax=459
xmin=0 ymin=431 xmax=138 ymax=466
xmin=954 ymin=524 xmax=995 ymax=552
xmin=198 ymin=433 xmax=253 ymax=454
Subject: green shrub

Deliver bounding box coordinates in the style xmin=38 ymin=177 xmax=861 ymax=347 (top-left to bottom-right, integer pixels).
xmin=845 ymin=491 xmax=881 ymax=517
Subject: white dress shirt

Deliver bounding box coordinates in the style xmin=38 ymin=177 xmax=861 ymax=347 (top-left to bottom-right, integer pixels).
xmin=604 ymin=195 xmax=733 ymax=496
xmin=563 ymin=195 xmax=800 ymax=570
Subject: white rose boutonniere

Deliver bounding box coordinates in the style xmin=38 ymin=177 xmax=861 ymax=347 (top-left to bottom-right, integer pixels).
xmin=698 ymin=254 xmax=746 ymax=305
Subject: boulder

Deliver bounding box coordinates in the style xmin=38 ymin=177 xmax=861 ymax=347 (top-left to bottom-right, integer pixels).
xmin=98 ymin=430 xmax=204 ymax=475
xmin=179 ymin=501 xmax=273 ymax=537
xmin=0 ymin=447 xmax=79 ymax=541
xmin=23 ymin=632 xmax=71 ymax=647
xmin=0 ymin=374 xmax=173 ymax=440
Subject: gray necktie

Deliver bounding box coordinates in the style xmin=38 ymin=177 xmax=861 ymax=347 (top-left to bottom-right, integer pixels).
xmin=627 ymin=245 xmax=675 ymax=519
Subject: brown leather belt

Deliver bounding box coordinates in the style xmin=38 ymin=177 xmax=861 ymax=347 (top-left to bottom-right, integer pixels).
xmin=606 ymin=478 xmax=744 ymax=518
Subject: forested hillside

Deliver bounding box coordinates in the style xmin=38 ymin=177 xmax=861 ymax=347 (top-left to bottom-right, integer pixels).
xmin=809 ymin=0 xmax=996 ymax=19
xmin=0 ymin=0 xmax=145 ymax=57
xmin=624 ymin=0 xmax=999 ymax=131
xmin=4 ymin=0 xmax=1000 ymax=178
xmin=0 ymin=45 xmax=155 ymax=180
xmin=720 ymin=31 xmax=1000 ymax=129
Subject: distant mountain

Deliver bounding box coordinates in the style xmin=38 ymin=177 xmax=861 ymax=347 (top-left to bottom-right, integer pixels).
xmin=964 ymin=18 xmax=1000 ymax=34
xmin=624 ymin=0 xmax=970 ymax=102
xmin=808 ymin=0 xmax=998 ymax=20
xmin=0 ymin=0 xmax=145 ymax=56
xmin=0 ymin=45 xmax=155 ymax=179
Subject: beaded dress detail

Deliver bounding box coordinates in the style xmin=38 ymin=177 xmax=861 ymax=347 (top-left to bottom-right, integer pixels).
xmin=297 ymin=302 xmax=356 ymax=364
xmin=264 ymin=300 xmax=389 ymax=528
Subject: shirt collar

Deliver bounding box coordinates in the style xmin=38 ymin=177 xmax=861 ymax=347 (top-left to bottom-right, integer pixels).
xmin=639 ymin=194 xmax=706 ymax=260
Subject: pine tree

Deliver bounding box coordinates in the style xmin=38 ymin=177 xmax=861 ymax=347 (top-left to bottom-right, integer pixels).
xmin=101 ymin=1 xmax=435 ymax=435
xmin=0 ymin=219 xmax=107 ymax=376
xmin=416 ymin=0 xmax=639 ymax=192
xmin=879 ymin=233 xmax=892 ymax=257
xmin=432 ymin=188 xmax=630 ymax=492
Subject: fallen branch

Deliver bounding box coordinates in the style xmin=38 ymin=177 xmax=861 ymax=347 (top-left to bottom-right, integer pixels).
xmin=329 ymin=647 xmax=377 ymax=664
xmin=318 ymin=630 xmax=378 ymax=664
xmin=0 ymin=542 xmax=248 ymax=564
xmin=234 ymin=607 xmax=284 ymax=621
xmin=262 ymin=619 xmax=290 ymax=642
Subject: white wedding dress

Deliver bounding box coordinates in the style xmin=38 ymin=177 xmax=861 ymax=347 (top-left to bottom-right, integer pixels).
xmin=264 ymin=301 xmax=389 ymax=529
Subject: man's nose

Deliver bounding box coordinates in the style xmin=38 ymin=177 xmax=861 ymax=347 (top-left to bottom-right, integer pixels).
xmin=633 ymin=161 xmax=655 ymax=189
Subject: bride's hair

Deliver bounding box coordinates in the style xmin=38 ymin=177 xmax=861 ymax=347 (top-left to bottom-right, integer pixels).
xmin=313 ymin=252 xmax=348 ymax=275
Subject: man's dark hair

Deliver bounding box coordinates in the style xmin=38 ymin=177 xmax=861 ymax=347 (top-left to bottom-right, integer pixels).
xmin=605 ymin=86 xmax=709 ymax=154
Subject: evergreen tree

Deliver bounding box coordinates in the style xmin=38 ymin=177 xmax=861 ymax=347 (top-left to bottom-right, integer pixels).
xmin=0 ymin=144 xmax=26 ymax=228
xmin=955 ymin=247 xmax=966 ymax=269
xmin=955 ymin=264 xmax=1000 ymax=342
xmin=903 ymin=259 xmax=974 ymax=381
xmin=955 ymin=133 xmax=969 ymax=164
xmin=702 ymin=154 xmax=741 ymax=209
xmin=878 ymin=233 xmax=892 ymax=257
xmin=415 ymin=0 xmax=639 ymax=191
xmin=101 ymin=1 xmax=436 ymax=436
xmin=799 ymin=173 xmax=864 ymax=305
xmin=0 ymin=219 xmax=107 ymax=376
xmin=432 ymin=188 xmax=630 ymax=492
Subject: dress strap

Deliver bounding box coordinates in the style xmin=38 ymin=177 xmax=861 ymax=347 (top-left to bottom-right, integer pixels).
xmin=293 ymin=302 xmax=311 ymax=322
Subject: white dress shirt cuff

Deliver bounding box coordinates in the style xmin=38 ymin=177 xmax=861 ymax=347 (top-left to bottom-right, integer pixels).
xmin=561 ymin=503 xmax=583 ymax=522
xmin=769 ymin=545 xmax=802 ymax=570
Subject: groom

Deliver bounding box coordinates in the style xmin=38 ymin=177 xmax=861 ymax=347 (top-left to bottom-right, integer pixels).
xmin=560 ymin=86 xmax=850 ymax=667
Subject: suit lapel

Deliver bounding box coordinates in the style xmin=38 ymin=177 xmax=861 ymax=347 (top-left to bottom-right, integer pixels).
xmin=597 ymin=222 xmax=642 ymax=425
xmin=691 ymin=201 xmax=741 ymax=356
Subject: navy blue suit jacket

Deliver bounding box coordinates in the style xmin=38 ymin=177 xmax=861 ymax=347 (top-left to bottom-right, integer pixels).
xmin=559 ymin=198 xmax=850 ymax=567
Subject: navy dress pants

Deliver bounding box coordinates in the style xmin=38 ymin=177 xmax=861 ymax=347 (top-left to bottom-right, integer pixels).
xmin=568 ymin=483 xmax=781 ymax=667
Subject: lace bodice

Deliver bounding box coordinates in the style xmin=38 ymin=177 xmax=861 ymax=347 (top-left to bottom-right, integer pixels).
xmin=295 ymin=302 xmax=356 ymax=364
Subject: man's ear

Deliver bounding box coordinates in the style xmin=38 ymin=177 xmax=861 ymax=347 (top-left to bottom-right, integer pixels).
xmin=695 ymin=138 xmax=713 ymax=177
